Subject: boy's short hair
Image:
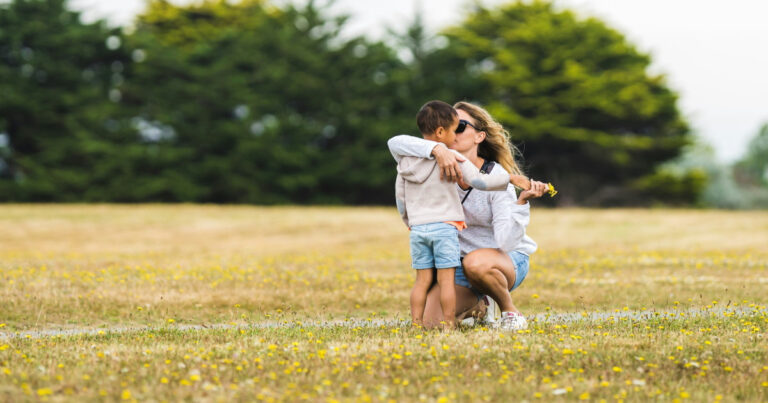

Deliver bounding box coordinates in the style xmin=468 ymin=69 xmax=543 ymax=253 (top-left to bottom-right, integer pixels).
xmin=416 ymin=100 xmax=457 ymax=135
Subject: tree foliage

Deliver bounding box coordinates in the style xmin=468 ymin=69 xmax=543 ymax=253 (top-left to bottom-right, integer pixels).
xmin=734 ymin=123 xmax=768 ymax=187
xmin=440 ymin=2 xmax=690 ymax=205
xmin=0 ymin=0 xmax=133 ymax=200
xmin=0 ymin=0 xmax=697 ymax=206
xmin=122 ymin=0 xmax=413 ymax=203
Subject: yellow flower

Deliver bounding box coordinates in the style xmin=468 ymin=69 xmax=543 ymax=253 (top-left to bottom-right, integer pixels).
xmin=547 ymin=183 xmax=558 ymax=197
xmin=37 ymin=388 xmax=53 ymax=396
xmin=121 ymin=389 xmax=131 ymax=400
xmin=612 ymin=366 xmax=622 ymax=372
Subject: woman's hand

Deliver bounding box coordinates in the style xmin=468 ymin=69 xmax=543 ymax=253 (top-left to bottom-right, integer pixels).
xmin=517 ymin=180 xmax=548 ymax=204
xmin=431 ymin=143 xmax=465 ymax=182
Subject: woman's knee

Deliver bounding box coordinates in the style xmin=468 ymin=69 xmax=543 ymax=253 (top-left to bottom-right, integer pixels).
xmin=463 ymin=249 xmax=516 ymax=286
xmin=462 ymin=251 xmax=491 ymax=280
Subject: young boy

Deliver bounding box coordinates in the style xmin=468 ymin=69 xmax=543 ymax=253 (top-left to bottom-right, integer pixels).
xmin=394 ymin=100 xmax=512 ymax=329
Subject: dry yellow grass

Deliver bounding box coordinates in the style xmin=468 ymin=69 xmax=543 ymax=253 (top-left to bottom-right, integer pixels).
xmin=1 ymin=205 xmax=767 ymax=401
xmin=1 ymin=205 xmax=767 ymax=329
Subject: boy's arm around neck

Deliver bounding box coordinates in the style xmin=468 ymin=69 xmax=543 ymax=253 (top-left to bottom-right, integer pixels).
xmin=454 ymin=150 xmax=509 ymax=191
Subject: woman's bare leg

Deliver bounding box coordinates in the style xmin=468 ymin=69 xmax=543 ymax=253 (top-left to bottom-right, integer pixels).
xmin=423 ymin=283 xmax=480 ymax=329
xmin=462 ymin=249 xmax=520 ymax=313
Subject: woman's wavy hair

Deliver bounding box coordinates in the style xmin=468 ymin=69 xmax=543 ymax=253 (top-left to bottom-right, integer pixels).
xmin=453 ymin=101 xmax=524 ymax=176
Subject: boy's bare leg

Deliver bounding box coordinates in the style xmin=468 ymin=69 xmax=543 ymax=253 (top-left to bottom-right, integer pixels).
xmin=436 ymin=268 xmax=456 ymax=329
xmin=410 ymin=269 xmax=435 ymax=327
xmin=423 ymin=284 xmax=478 ymax=328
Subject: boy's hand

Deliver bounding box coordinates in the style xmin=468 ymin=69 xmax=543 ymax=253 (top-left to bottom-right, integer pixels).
xmin=431 ymin=143 xmax=464 ymax=182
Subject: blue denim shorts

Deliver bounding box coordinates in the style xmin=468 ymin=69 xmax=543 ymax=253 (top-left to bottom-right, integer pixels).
xmin=409 ymin=223 xmax=461 ymax=269
xmin=455 ymin=251 xmax=530 ymax=295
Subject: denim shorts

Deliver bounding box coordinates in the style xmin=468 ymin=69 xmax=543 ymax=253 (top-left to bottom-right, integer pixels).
xmin=455 ymin=251 xmax=530 ymax=295
xmin=409 ymin=223 xmax=461 ymax=269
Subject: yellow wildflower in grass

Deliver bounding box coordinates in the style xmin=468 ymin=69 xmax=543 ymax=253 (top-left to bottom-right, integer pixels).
xmin=121 ymin=389 xmax=131 ymax=400
xmin=612 ymin=366 xmax=622 ymax=372
xmin=37 ymin=388 xmax=53 ymax=396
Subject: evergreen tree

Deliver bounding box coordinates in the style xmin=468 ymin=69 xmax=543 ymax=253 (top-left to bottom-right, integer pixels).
xmin=124 ymin=0 xmax=411 ymax=203
xmin=0 ymin=0 xmax=133 ymax=201
xmin=440 ymin=2 xmax=690 ymax=205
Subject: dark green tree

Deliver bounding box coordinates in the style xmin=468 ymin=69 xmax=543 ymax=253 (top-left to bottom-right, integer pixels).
xmin=440 ymin=1 xmax=691 ymax=205
xmin=123 ymin=0 xmax=413 ymax=204
xmin=0 ymin=0 xmax=134 ymax=201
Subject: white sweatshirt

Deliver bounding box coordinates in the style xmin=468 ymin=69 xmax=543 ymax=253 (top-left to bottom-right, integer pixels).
xmin=387 ymin=135 xmax=538 ymax=256
xmin=396 ymin=150 xmax=510 ymax=227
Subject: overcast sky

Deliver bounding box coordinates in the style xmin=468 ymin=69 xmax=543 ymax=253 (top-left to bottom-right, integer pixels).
xmin=67 ymin=0 xmax=768 ymax=162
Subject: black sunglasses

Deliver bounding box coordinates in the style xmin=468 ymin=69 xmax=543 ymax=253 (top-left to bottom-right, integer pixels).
xmin=456 ymin=119 xmax=481 ymax=134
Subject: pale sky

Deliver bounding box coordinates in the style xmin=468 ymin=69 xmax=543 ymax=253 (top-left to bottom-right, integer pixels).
xmin=67 ymin=0 xmax=768 ymax=162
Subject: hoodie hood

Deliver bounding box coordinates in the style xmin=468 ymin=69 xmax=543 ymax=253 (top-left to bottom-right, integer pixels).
xmin=397 ymin=156 xmax=437 ymax=184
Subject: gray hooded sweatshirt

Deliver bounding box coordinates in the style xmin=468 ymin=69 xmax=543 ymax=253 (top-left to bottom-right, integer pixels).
xmin=395 ymin=149 xmax=510 ymax=228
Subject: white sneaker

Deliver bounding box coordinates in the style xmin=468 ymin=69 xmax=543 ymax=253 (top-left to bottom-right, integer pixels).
xmin=482 ymin=295 xmax=501 ymax=325
xmin=494 ymin=312 xmax=528 ymax=331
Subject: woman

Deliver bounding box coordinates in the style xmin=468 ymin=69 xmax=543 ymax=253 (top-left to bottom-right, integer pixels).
xmin=387 ymin=101 xmax=548 ymax=330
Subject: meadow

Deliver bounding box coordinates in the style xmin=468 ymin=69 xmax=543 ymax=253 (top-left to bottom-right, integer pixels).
xmin=1 ymin=205 xmax=767 ymax=402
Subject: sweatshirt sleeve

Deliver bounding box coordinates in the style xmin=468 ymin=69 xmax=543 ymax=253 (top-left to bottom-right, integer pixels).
xmin=395 ymin=173 xmax=409 ymax=228
xmin=387 ymin=135 xmax=440 ymax=163
xmin=490 ymin=185 xmax=530 ymax=252
xmin=456 ymin=151 xmax=510 ymax=191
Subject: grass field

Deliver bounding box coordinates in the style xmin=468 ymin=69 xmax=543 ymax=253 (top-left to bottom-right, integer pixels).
xmin=1 ymin=205 xmax=767 ymax=401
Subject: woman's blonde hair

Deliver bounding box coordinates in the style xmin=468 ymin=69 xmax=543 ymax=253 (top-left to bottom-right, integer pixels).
xmin=453 ymin=101 xmax=524 ymax=176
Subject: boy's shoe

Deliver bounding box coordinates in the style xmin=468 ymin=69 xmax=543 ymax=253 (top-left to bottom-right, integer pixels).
xmin=493 ymin=312 xmax=528 ymax=331
xmin=482 ymin=295 xmax=501 ymax=325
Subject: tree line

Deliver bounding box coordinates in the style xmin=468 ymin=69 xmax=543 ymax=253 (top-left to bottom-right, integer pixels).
xmin=3 ymin=0 xmax=760 ymax=206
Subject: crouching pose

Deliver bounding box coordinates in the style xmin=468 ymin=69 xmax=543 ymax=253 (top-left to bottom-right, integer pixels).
xmin=389 ymin=101 xmax=549 ymax=330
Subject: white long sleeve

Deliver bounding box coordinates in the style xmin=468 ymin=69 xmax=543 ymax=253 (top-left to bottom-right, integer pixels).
xmin=387 ymin=135 xmax=439 ymax=163
xmin=458 ymin=165 xmax=537 ymax=256
xmin=454 ymin=150 xmax=510 ymax=191
xmin=489 ymin=187 xmax=531 ymax=253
